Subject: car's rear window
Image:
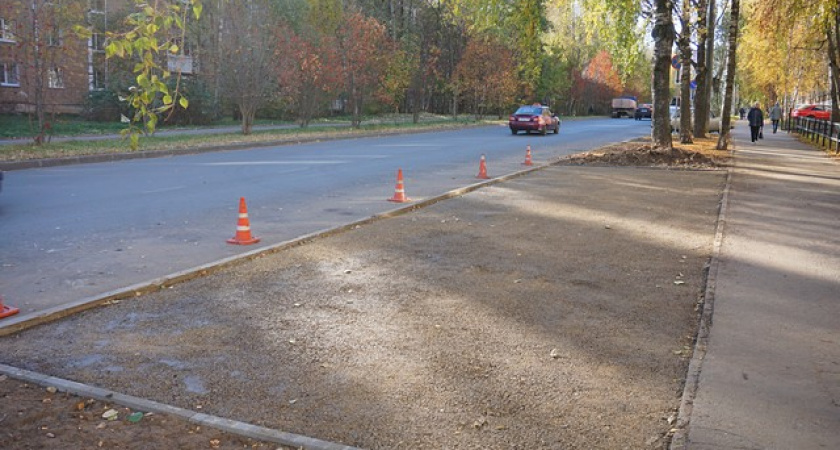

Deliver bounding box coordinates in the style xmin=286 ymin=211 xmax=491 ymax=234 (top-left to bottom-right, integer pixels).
xmin=514 ymin=106 xmax=542 ymax=115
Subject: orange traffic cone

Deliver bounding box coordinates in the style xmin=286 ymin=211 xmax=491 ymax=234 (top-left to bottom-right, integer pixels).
xmin=476 ymin=154 xmax=490 ymax=179
xmin=522 ymin=145 xmax=533 ymax=166
xmin=388 ymin=169 xmax=411 ymax=203
xmin=227 ymin=197 xmax=261 ymax=245
xmin=0 ymin=295 xmax=20 ymax=319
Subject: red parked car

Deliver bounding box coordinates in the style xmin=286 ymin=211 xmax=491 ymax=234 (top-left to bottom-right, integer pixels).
xmin=509 ymin=104 xmax=560 ymax=135
xmin=791 ymin=104 xmax=832 ymax=120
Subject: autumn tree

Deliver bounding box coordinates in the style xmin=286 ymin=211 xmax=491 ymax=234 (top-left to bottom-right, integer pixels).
xmin=739 ymin=0 xmax=838 ymax=118
xmin=335 ymin=12 xmax=389 ymax=128
xmin=217 ymin=0 xmax=278 ymax=134
xmin=580 ymin=50 xmax=623 ymax=115
xmin=377 ymin=46 xmax=413 ymax=114
xmin=454 ymin=34 xmax=518 ymax=118
xmin=275 ymin=24 xmax=341 ymax=127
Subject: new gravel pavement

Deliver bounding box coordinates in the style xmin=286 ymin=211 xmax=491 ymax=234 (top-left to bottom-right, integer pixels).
xmin=1 ymin=163 xmax=726 ymax=449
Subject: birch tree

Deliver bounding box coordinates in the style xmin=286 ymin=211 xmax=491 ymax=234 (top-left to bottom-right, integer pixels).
xmin=716 ymin=0 xmax=740 ymax=150
xmin=651 ymin=0 xmax=676 ymax=150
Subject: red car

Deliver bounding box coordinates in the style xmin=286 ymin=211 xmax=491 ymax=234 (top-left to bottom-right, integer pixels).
xmin=792 ymin=104 xmax=832 ymax=120
xmin=509 ymin=104 xmax=560 ymax=135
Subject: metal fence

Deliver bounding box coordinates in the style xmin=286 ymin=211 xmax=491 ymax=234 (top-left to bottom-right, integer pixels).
xmin=786 ymin=114 xmax=840 ymax=154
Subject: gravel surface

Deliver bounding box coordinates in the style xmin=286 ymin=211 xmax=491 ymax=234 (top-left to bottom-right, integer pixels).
xmin=1 ymin=162 xmax=726 ymax=449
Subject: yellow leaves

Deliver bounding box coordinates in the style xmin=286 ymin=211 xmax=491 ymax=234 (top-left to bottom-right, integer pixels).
xmin=105 ymin=0 xmax=204 ymax=150
xmin=192 ymin=1 xmax=203 ymax=20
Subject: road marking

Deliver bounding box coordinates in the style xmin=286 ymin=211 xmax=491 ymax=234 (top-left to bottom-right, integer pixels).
xmin=373 ymin=143 xmax=438 ymax=147
xmin=200 ymin=161 xmax=345 ymax=166
xmin=141 ymin=186 xmax=186 ymax=194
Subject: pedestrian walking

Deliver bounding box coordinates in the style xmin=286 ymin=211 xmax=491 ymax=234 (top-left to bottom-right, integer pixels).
xmin=747 ymin=102 xmax=764 ymax=143
xmin=769 ymin=102 xmax=782 ymax=133
xmin=739 ymin=107 xmax=746 ymax=120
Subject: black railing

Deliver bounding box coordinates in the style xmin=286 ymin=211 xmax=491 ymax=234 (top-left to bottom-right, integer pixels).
xmin=787 ymin=113 xmax=840 ymax=154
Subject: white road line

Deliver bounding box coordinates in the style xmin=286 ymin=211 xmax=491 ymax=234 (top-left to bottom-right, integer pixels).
xmin=141 ymin=186 xmax=187 ymax=194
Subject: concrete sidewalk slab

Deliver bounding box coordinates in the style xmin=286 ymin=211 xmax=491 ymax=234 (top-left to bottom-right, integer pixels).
xmin=683 ymin=126 xmax=840 ymax=449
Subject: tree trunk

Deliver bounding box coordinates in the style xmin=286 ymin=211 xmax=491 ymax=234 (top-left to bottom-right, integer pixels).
xmin=678 ymin=0 xmax=693 ymax=144
xmin=240 ymin=103 xmax=255 ymax=135
xmin=827 ymin=8 xmax=840 ymax=122
xmin=716 ymin=0 xmax=740 ymax=150
xmin=705 ymin=0 xmax=716 ymax=120
xmin=651 ymin=0 xmax=675 ymax=151
xmin=693 ymin=0 xmax=710 ymax=138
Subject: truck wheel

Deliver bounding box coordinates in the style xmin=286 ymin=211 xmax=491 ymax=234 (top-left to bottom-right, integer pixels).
xmin=511 ymin=129 xmax=517 ymax=135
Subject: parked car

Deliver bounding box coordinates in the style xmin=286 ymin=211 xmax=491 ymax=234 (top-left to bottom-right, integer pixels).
xmin=791 ymin=104 xmax=832 ymax=120
xmin=634 ymin=104 xmax=652 ymax=120
xmin=509 ymin=104 xmax=560 ymax=135
xmin=670 ymin=111 xmax=732 ymax=133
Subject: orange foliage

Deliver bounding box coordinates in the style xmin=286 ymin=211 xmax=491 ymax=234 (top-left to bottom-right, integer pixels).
xmin=454 ymin=35 xmax=519 ymax=116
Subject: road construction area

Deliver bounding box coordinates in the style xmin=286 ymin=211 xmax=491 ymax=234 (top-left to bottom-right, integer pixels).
xmin=1 ymin=160 xmax=726 ymax=449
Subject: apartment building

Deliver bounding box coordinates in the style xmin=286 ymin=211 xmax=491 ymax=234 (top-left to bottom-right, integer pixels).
xmin=0 ymin=0 xmax=196 ymax=115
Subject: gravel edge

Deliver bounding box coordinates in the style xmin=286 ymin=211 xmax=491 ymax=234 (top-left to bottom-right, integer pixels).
xmin=0 ymin=363 xmax=359 ymax=450
xmin=668 ymin=167 xmax=733 ymax=449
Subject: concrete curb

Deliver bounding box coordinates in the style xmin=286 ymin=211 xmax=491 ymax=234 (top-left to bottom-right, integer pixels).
xmin=0 ymin=158 xmax=549 ymax=337
xmin=668 ymin=161 xmax=735 ymax=449
xmin=0 ymin=122 xmax=492 ymax=171
xmin=0 ymin=363 xmax=359 ymax=450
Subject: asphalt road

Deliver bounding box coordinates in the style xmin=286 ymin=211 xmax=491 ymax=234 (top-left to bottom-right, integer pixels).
xmin=0 ymin=118 xmax=649 ymax=314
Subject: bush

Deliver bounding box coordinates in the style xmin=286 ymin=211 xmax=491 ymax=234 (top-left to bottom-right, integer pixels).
xmin=83 ymin=90 xmax=122 ymax=122
xmin=162 ymin=78 xmax=216 ymax=126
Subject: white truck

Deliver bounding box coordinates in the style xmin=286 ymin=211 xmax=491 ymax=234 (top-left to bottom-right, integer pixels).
xmin=611 ymin=97 xmax=637 ymax=118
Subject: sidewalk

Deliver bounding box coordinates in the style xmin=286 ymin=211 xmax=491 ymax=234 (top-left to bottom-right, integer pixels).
xmin=681 ymin=126 xmax=840 ymax=448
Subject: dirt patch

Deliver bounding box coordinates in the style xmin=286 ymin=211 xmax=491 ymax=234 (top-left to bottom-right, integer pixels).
xmin=562 ymin=138 xmax=730 ymax=168
xmin=0 ymin=375 xmax=286 ymax=449
xmin=0 ymin=143 xmax=727 ymax=449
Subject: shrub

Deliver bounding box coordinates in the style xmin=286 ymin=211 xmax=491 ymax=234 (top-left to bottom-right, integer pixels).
xmin=162 ymin=78 xmax=216 ymax=126
xmin=83 ymin=90 xmax=122 ymax=122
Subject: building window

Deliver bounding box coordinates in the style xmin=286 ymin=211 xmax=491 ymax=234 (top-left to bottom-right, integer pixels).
xmin=1 ymin=18 xmax=16 ymax=42
xmin=91 ymin=52 xmax=106 ymax=90
xmin=46 ymin=25 xmax=62 ymax=46
xmin=89 ymin=0 xmax=105 ymax=13
xmin=1 ymin=62 xmax=20 ymax=87
xmin=90 ymin=32 xmax=105 ymax=51
xmin=48 ymin=66 xmax=64 ymax=88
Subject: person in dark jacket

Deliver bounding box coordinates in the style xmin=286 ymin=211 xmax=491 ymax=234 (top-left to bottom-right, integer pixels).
xmin=747 ymin=102 xmax=764 ymax=143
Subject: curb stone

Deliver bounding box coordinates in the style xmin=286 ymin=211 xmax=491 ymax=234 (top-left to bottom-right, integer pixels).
xmin=668 ymin=166 xmax=734 ymax=449
xmin=0 ymin=363 xmax=359 ymax=450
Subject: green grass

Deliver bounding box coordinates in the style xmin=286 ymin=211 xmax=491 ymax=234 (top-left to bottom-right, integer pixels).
xmin=0 ymin=114 xmax=306 ymax=139
xmin=0 ymin=114 xmax=129 ymax=138
xmin=0 ymin=115 xmax=493 ymax=162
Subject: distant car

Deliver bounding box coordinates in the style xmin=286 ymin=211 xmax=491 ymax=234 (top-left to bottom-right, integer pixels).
xmin=509 ymin=104 xmax=560 ymax=135
xmin=634 ymin=104 xmax=652 ymax=120
xmin=670 ymin=111 xmax=732 ymax=133
xmin=791 ymin=104 xmax=832 ymax=120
